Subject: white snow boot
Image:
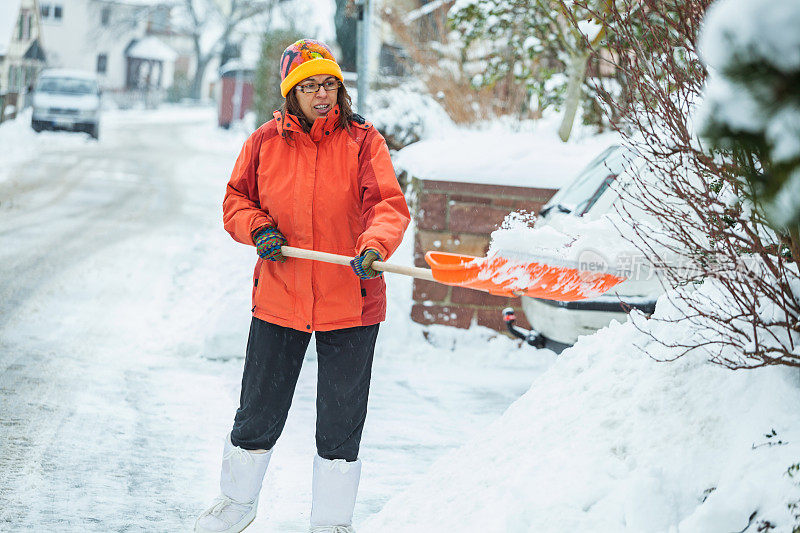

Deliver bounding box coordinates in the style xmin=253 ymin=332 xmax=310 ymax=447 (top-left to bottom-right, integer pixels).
xmin=309 ymin=454 xmax=361 ymax=533
xmin=195 ymin=434 xmax=272 ymax=533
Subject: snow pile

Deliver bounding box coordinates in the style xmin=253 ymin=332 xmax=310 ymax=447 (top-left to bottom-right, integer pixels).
xmin=469 ymin=212 xmax=658 ymax=299
xmin=394 ymin=115 xmax=618 ymax=189
xmin=0 ymin=109 xmax=93 ymax=185
xmin=361 ymin=280 xmax=800 ymax=532
xmin=489 ymin=211 xmax=643 ymax=273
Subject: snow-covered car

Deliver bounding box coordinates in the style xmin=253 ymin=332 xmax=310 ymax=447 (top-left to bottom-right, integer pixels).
xmin=520 ymin=144 xmax=663 ymax=345
xmin=31 ymin=69 xmax=101 ymax=139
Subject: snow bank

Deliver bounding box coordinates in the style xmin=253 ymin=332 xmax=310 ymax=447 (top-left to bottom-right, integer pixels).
xmin=362 ymin=282 xmax=800 ymax=532
xmin=0 ymin=106 xmax=221 ymax=187
xmin=0 ymin=109 xmax=93 ymax=185
xmin=394 ymin=115 xmax=618 ymax=189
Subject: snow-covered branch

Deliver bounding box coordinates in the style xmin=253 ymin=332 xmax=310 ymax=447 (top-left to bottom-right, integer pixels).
xmin=575 ymin=0 xmax=800 ymax=370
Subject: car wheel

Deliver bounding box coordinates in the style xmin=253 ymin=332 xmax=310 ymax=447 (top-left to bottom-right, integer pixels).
xmin=31 ymin=119 xmax=42 ymax=132
xmin=89 ymin=123 xmax=99 ymax=140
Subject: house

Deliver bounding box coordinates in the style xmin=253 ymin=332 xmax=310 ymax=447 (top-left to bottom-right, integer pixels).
xmin=39 ymin=0 xmax=181 ymax=99
xmin=0 ymin=0 xmax=47 ymax=111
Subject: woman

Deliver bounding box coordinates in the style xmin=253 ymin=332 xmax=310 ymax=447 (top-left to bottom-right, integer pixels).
xmin=195 ymin=39 xmax=410 ymax=533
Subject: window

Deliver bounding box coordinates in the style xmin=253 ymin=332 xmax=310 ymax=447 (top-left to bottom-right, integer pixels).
xmin=36 ymin=76 xmax=98 ymax=95
xmin=40 ymin=3 xmax=63 ymax=23
xmin=9 ymin=67 xmax=17 ymax=91
xmin=18 ymin=10 xmax=31 ymax=40
xmin=97 ymin=54 xmax=107 ymax=74
xmin=101 ymin=7 xmax=110 ymax=26
xmin=542 ymin=146 xmax=631 ymax=217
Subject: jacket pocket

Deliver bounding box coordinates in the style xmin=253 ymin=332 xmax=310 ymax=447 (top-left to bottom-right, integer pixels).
xmin=251 ymin=259 xmax=262 ymax=310
xmin=253 ymin=260 xmax=293 ymax=319
xmin=314 ymin=261 xmax=362 ymax=324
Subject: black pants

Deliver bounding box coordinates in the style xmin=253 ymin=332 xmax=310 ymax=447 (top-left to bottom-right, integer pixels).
xmin=230 ymin=317 xmax=379 ymax=462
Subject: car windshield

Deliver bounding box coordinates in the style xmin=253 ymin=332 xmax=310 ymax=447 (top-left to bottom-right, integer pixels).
xmin=37 ymin=77 xmax=97 ymax=95
xmin=546 ymin=145 xmax=631 ymax=216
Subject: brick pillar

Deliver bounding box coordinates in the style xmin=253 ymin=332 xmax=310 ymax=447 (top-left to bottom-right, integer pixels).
xmin=410 ymin=179 xmax=557 ymax=332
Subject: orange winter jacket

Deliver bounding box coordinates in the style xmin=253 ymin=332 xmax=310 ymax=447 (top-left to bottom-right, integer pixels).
xmin=223 ymin=106 xmax=410 ymax=332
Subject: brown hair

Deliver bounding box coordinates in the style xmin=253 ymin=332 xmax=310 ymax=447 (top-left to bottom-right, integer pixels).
xmin=280 ymin=79 xmax=354 ymax=141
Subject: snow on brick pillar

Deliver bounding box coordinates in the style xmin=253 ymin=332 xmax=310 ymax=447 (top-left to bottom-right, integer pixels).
xmin=410 ymin=178 xmax=557 ymax=332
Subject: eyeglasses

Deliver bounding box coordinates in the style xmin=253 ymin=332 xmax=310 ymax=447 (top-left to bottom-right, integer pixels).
xmin=296 ymin=80 xmax=341 ymax=94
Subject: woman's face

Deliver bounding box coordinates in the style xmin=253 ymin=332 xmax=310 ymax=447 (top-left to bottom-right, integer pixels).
xmin=294 ymin=74 xmax=339 ymax=123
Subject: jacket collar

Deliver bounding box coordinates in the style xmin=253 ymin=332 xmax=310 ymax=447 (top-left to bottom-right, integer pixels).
xmin=273 ymin=104 xmax=342 ymax=142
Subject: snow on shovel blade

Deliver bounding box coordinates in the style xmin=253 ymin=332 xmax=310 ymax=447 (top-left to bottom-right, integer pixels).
xmin=424 ymin=251 xmax=626 ymax=302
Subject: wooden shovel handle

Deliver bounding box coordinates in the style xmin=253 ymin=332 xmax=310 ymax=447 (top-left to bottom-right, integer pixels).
xmin=281 ymin=246 xmax=435 ymax=282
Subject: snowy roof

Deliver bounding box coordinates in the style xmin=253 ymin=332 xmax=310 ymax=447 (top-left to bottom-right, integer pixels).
xmin=219 ymin=59 xmax=256 ymax=75
xmin=126 ymin=36 xmax=178 ymax=61
xmin=0 ymin=0 xmax=22 ymax=57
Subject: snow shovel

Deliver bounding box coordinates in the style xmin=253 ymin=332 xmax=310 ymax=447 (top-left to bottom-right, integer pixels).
xmin=280 ymin=246 xmax=626 ymax=302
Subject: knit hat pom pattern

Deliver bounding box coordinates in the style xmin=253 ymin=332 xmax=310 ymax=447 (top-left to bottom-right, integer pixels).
xmin=279 ymin=39 xmax=344 ymax=97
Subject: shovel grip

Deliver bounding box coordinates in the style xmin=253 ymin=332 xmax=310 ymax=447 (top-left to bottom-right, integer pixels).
xmin=281 ymin=246 xmax=435 ymax=282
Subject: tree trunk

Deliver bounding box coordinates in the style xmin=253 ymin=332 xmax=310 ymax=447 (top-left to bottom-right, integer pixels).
xmin=191 ymin=56 xmax=211 ymax=100
xmin=558 ymin=50 xmax=590 ymax=142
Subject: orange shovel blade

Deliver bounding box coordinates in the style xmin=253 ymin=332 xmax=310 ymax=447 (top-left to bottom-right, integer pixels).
xmin=424 ymin=251 xmax=625 ymax=302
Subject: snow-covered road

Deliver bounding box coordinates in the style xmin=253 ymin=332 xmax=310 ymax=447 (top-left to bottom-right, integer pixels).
xmin=0 ymin=107 xmax=552 ymax=531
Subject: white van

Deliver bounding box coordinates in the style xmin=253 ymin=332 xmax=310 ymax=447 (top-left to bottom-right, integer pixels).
xmin=519 ymin=145 xmax=664 ymax=345
xmin=31 ymin=69 xmax=101 ymax=139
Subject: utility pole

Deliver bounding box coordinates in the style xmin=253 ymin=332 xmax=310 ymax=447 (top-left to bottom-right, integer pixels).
xmin=355 ymin=0 xmax=371 ymax=114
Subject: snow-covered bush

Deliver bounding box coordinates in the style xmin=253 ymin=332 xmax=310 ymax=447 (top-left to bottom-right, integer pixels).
xmin=788 ymin=462 xmax=800 ymax=530
xmin=367 ymin=86 xmax=453 ymax=151
xmin=561 ymin=0 xmax=800 ymax=370
xmin=449 ymin=0 xmax=567 ymax=112
xmin=449 ymin=0 xmax=612 ymax=140
xmin=697 ymin=0 xmax=800 ymax=228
